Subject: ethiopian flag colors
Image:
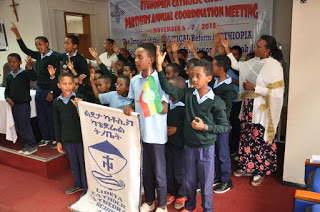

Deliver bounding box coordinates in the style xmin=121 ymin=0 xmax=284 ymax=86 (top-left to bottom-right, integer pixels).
xmin=139 ymin=75 xmax=163 ymax=118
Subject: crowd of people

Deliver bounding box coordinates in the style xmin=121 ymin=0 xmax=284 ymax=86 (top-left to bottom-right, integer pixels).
xmin=4 ymin=22 xmax=284 ymax=212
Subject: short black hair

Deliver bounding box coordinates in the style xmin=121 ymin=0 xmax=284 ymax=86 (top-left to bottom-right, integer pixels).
xmin=194 ymin=59 xmax=213 ymax=76
xmin=168 ymin=76 xmax=186 ymax=89
xmin=230 ymin=45 xmax=243 ymax=56
xmin=94 ymin=70 xmax=103 ymax=75
xmin=66 ymin=35 xmax=79 ymax=45
xmin=245 ymin=52 xmax=255 ymax=60
xmin=97 ymin=75 xmax=112 ymax=85
xmin=58 ymin=72 xmax=74 ymax=82
xmin=178 ymin=49 xmax=188 ymax=57
xmin=35 ymin=36 xmax=49 ymax=43
xmin=138 ymin=43 xmax=156 ymax=59
xmin=124 ymin=62 xmax=137 ymax=75
xmin=167 ymin=63 xmax=183 ymax=75
xmin=213 ymin=55 xmax=231 ymax=73
xmin=7 ymin=53 xmax=21 ymax=62
xmin=118 ymin=75 xmax=130 ymax=86
xmin=118 ymin=58 xmax=127 ymax=63
xmin=106 ymin=38 xmax=115 ymax=44
xmin=197 ymin=50 xmax=208 ymax=56
xmin=186 ymin=58 xmax=199 ymax=69
xmin=200 ymin=55 xmax=213 ymax=63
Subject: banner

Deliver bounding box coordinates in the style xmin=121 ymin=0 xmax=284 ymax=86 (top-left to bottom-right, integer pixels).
xmin=70 ymin=101 xmax=141 ymax=212
xmin=109 ymin=0 xmax=273 ymax=58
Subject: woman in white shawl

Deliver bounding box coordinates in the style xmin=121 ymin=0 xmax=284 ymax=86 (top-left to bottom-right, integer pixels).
xmin=221 ymin=35 xmax=284 ymax=186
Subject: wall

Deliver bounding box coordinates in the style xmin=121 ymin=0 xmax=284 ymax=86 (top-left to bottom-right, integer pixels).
xmin=283 ymin=0 xmax=320 ymax=184
xmin=0 ymin=0 xmax=43 ymax=78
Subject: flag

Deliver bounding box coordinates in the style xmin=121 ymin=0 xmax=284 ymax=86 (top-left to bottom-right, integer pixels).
xmin=139 ymin=75 xmax=163 ymax=117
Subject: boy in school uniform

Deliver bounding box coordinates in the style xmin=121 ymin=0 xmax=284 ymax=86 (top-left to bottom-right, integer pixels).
xmin=5 ymin=53 xmax=38 ymax=155
xmin=11 ymin=23 xmax=60 ymax=147
xmin=123 ymin=43 xmax=169 ymax=212
xmin=156 ymin=46 xmax=228 ymax=212
xmin=165 ymin=76 xmax=187 ymax=210
xmin=53 ymin=72 xmax=88 ymax=195
xmin=211 ymin=55 xmax=237 ymax=194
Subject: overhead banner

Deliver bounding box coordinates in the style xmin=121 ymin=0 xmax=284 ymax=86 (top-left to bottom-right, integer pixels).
xmin=70 ymin=101 xmax=141 ymax=212
xmin=109 ymin=0 xmax=273 ymax=58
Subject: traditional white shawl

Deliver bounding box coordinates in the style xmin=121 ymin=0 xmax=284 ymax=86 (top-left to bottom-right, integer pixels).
xmin=227 ymin=53 xmax=284 ymax=143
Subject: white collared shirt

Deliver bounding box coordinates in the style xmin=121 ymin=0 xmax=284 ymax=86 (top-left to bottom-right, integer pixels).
xmin=57 ymin=92 xmax=76 ymax=104
xmin=192 ymin=86 xmax=215 ymax=104
xmin=41 ymin=49 xmax=53 ymax=59
xmin=169 ymin=100 xmax=185 ymax=110
xmin=10 ymin=68 xmax=24 ymax=78
xmin=213 ymin=76 xmax=232 ymax=89
xmin=66 ymin=49 xmax=78 ymax=57
xmin=128 ymin=70 xmax=169 ymax=144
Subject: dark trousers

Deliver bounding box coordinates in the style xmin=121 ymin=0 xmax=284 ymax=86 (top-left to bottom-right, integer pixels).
xmin=12 ymin=103 xmax=36 ymax=148
xmin=229 ymin=101 xmax=242 ymax=153
xmin=165 ymin=144 xmax=186 ymax=198
xmin=215 ymin=122 xmax=231 ymax=183
xmin=64 ymin=143 xmax=88 ymax=193
xmin=185 ymin=145 xmax=215 ymax=212
xmin=35 ymin=86 xmax=55 ymax=141
xmin=142 ymin=142 xmax=167 ymax=207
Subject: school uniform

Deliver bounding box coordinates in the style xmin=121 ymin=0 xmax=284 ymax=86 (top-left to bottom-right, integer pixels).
xmin=128 ymin=70 xmax=169 ymax=207
xmin=17 ymin=39 xmax=61 ymax=141
xmin=227 ymin=69 xmax=242 ymax=154
xmin=158 ymin=70 xmax=228 ymax=212
xmin=58 ymin=50 xmax=89 ymax=77
xmin=166 ymin=100 xmax=186 ymax=199
xmin=53 ymin=92 xmax=87 ymax=193
xmin=99 ymin=91 xmax=132 ymax=110
xmin=212 ymin=76 xmax=237 ymax=184
xmin=5 ymin=68 xmax=37 ymax=148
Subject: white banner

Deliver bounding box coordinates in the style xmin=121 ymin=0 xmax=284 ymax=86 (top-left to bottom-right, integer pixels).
xmin=109 ymin=0 xmax=273 ymax=58
xmin=70 ymin=101 xmax=141 ymax=212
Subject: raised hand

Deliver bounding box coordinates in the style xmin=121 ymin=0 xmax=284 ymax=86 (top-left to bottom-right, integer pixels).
xmin=171 ymin=39 xmax=179 ymax=53
xmin=66 ymin=57 xmax=77 ymax=76
xmin=11 ymin=22 xmax=21 ymax=39
xmin=47 ymin=65 xmax=56 ymax=78
xmin=25 ymin=56 xmax=33 ymax=70
xmin=89 ymin=68 xmax=95 ymax=82
xmin=78 ymin=74 xmax=87 ymax=85
xmin=214 ymin=32 xmax=221 ymax=46
xmin=71 ymin=97 xmax=83 ymax=108
xmin=184 ymin=40 xmax=195 ymax=50
xmin=156 ymin=45 xmax=167 ymax=72
xmin=220 ymin=35 xmax=230 ymax=49
xmin=88 ymin=47 xmax=98 ymax=59
xmin=161 ymin=33 xmax=167 ymax=45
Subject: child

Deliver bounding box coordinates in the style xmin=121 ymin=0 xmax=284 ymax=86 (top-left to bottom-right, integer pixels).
xmin=156 ymin=46 xmax=228 ymax=212
xmin=211 ymin=55 xmax=237 ymax=194
xmin=114 ymin=58 xmax=126 ymax=76
xmin=87 ymin=38 xmax=118 ymax=70
xmin=165 ymin=63 xmax=182 ymax=80
xmin=53 ymin=72 xmax=87 ymax=196
xmin=61 ymin=35 xmax=88 ymax=77
xmin=11 ymin=22 xmax=60 ymax=147
xmin=185 ymin=58 xmax=199 ymax=88
xmin=91 ymin=75 xmax=131 ymax=110
xmin=123 ymin=62 xmax=137 ymax=80
xmin=165 ymin=76 xmax=187 ymax=210
xmin=5 ymin=53 xmax=38 ymax=155
xmin=123 ymin=43 xmax=169 ymax=212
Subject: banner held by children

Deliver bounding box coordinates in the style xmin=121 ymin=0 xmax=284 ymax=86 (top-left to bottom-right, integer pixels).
xmin=70 ymin=101 xmax=141 ymax=212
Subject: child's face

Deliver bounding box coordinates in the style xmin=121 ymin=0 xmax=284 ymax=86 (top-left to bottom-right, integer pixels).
xmin=231 ymin=49 xmax=241 ymax=61
xmin=123 ymin=66 xmax=132 ymax=77
xmin=35 ymin=39 xmax=49 ymax=55
xmin=191 ymin=66 xmax=212 ymax=90
xmin=115 ymin=61 xmax=124 ymax=75
xmin=178 ymin=53 xmax=187 ymax=62
xmin=165 ymin=66 xmax=178 ymax=80
xmin=135 ymin=47 xmax=154 ymax=72
xmin=94 ymin=73 xmax=102 ymax=84
xmin=213 ymin=60 xmax=221 ymax=77
xmin=116 ymin=78 xmax=129 ymax=97
xmin=64 ymin=38 xmax=77 ymax=53
xmin=96 ymin=79 xmax=110 ymax=93
xmin=57 ymin=76 xmax=75 ymax=97
xmin=7 ymin=56 xmax=22 ymax=72
xmin=73 ymin=78 xmax=79 ymax=93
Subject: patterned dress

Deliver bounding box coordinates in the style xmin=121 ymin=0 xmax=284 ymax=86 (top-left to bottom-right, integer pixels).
xmin=238 ymin=98 xmax=277 ymax=175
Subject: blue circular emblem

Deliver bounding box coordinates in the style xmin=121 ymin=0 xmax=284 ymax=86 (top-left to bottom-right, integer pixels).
xmin=142 ymin=90 xmax=155 ymax=103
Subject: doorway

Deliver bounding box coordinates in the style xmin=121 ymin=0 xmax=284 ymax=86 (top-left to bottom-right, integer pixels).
xmin=64 ymin=12 xmax=92 ymax=59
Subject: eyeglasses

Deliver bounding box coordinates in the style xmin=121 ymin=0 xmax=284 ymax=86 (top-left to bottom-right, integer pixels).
xmin=115 ymin=83 xmax=127 ymax=87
